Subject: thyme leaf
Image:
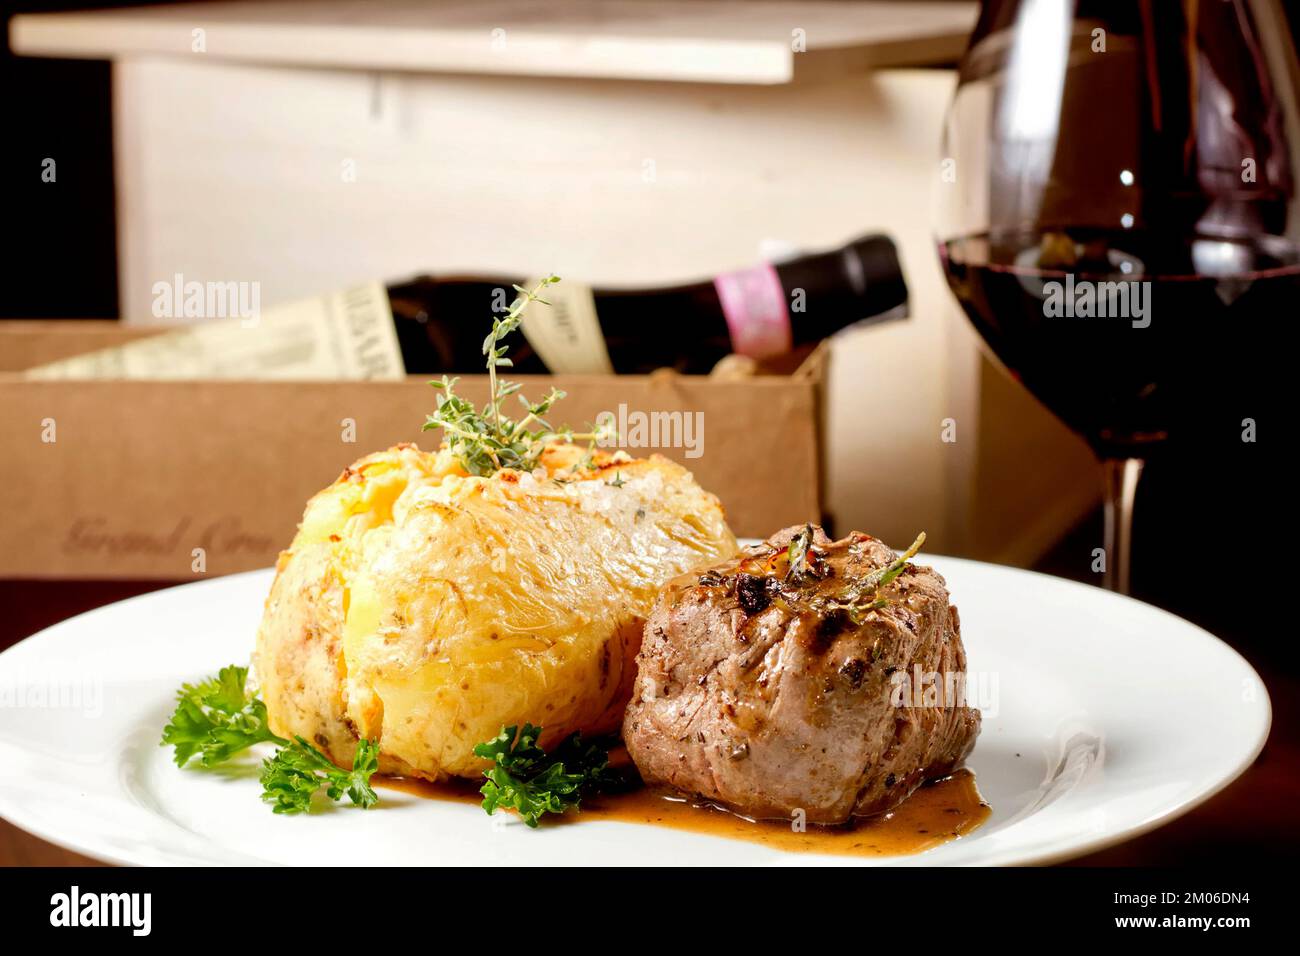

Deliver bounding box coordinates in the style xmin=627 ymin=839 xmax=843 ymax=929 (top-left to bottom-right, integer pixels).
xmin=815 ymin=532 xmax=927 ymax=623
xmin=785 ymin=523 xmax=829 ymax=584
xmin=421 ymin=276 xmax=616 ymax=476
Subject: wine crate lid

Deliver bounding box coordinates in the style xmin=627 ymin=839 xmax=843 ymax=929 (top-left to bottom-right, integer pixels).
xmin=9 ymin=0 xmax=977 ymax=85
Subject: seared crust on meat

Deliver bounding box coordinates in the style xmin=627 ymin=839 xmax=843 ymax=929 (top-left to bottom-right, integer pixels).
xmin=623 ymin=525 xmax=980 ymax=824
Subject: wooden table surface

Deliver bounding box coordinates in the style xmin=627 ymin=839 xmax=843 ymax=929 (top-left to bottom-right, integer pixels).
xmin=2 ymin=571 xmax=1295 ymax=867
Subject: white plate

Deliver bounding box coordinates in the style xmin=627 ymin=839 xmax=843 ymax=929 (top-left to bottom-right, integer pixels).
xmin=0 ymin=556 xmax=1270 ymax=866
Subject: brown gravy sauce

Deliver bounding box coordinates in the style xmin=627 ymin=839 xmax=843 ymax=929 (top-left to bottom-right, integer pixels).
xmin=377 ymin=769 xmax=989 ymax=858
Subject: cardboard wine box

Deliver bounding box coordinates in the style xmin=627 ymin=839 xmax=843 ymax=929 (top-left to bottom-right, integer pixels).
xmin=0 ymin=321 xmax=825 ymax=580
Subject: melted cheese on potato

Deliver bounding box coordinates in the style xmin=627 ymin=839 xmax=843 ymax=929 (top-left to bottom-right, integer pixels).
xmin=254 ymin=442 xmax=736 ymax=780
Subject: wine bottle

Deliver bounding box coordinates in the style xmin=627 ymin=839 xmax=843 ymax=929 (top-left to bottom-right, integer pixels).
xmin=390 ymin=233 xmax=907 ymax=374
xmin=25 ymin=234 xmax=906 ymax=380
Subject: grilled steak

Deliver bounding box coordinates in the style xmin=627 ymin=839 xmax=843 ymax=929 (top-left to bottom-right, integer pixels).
xmin=623 ymin=525 xmax=980 ymax=824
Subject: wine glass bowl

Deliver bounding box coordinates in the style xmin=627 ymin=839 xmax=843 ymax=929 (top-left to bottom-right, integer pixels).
xmin=935 ymin=0 xmax=1300 ymax=592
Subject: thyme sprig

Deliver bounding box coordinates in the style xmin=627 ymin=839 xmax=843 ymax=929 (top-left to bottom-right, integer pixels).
xmin=785 ymin=524 xmax=829 ymax=584
xmin=421 ymin=275 xmax=614 ymax=476
xmin=815 ymin=532 xmax=927 ymax=623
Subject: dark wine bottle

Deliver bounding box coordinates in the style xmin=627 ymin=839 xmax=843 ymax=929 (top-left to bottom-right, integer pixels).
xmin=25 ymin=235 xmax=906 ymax=381
xmin=386 ymin=233 xmax=907 ymax=374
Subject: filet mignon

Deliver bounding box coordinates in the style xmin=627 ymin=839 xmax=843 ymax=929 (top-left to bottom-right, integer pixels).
xmin=623 ymin=525 xmax=980 ymax=825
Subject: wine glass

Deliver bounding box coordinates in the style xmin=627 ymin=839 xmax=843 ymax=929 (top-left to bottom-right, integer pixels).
xmin=936 ymin=0 xmax=1300 ymax=593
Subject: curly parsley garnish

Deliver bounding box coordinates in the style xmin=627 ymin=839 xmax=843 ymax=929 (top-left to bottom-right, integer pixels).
xmin=161 ymin=664 xmax=379 ymax=814
xmin=161 ymin=664 xmax=280 ymax=767
xmin=473 ymin=723 xmax=619 ymax=828
xmin=260 ymin=737 xmax=379 ymax=814
xmin=422 ymin=275 xmax=613 ymax=476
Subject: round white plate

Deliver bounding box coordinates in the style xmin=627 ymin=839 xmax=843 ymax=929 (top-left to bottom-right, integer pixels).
xmin=0 ymin=556 xmax=1270 ymax=866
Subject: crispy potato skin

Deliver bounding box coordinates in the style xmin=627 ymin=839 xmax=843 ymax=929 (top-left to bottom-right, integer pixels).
xmin=254 ymin=443 xmax=736 ymax=780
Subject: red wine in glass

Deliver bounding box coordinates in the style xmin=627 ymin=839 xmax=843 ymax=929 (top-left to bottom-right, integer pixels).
xmin=941 ymin=228 xmax=1296 ymax=458
xmin=936 ymin=0 xmax=1299 ymax=592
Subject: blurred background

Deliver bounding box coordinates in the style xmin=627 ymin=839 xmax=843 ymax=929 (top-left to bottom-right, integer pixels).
xmin=1 ymin=0 xmax=1296 ymax=863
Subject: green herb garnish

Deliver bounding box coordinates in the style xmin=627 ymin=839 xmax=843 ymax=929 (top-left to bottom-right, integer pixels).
xmin=473 ymin=723 xmax=618 ymax=828
xmin=161 ymin=664 xmax=279 ymax=767
xmin=422 ymin=276 xmax=613 ymax=476
xmin=161 ymin=665 xmax=379 ymax=814
xmin=260 ymin=737 xmax=380 ymax=814
xmin=785 ymin=523 xmax=829 ymax=584
xmin=818 ymin=532 xmax=927 ymax=623
xmin=858 ymin=531 xmax=927 ymax=593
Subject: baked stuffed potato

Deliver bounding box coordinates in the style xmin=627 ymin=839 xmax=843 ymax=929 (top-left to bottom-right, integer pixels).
xmin=253 ymin=441 xmax=736 ymax=781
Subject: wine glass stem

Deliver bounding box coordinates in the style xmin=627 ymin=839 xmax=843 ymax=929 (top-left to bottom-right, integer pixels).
xmin=1101 ymin=457 xmax=1144 ymax=594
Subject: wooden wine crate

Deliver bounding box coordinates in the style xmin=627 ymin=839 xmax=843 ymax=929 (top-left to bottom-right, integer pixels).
xmin=0 ymin=322 xmax=826 ymax=579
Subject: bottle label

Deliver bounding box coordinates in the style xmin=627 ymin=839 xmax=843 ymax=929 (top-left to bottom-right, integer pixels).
xmin=518 ymin=278 xmax=614 ymax=374
xmin=713 ymin=263 xmax=792 ymax=359
xmin=25 ymin=281 xmax=405 ymax=380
